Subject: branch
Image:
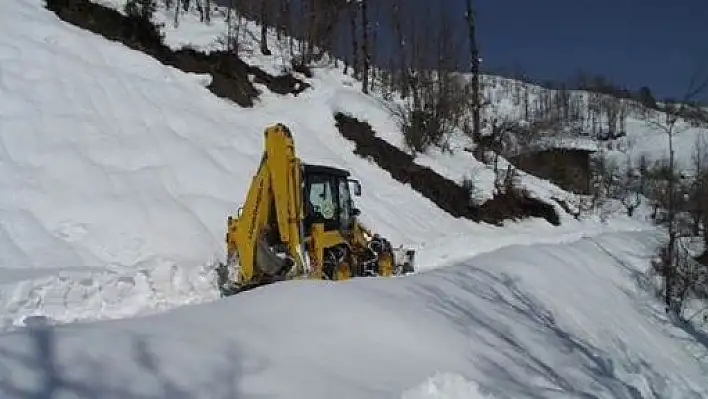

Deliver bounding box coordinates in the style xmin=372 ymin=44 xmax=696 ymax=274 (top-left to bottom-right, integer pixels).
xmin=683 ymin=52 xmax=708 ymax=104
xmin=685 ymin=304 xmax=708 ymax=323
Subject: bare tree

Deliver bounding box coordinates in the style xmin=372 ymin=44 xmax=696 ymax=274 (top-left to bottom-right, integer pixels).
xmin=619 ymin=159 xmax=642 ymax=217
xmin=391 ymin=2 xmax=471 ymax=155
xmin=465 ymin=0 xmax=481 ymax=142
xmin=651 ymin=103 xmax=682 ymax=313
xmin=346 ymin=1 xmax=359 ymax=77
xmin=369 ymin=15 xmax=380 ymax=93
xmin=644 ymin=60 xmax=708 ymax=315
xmin=686 ymin=135 xmax=708 ymax=235
xmin=193 ymin=0 xmax=204 ymax=22
xmin=701 ymin=170 xmax=708 ymax=250
xmin=124 ymin=0 xmax=157 ymax=21
xmin=276 ymin=0 xmax=289 ymax=41
xmin=388 ymin=0 xmax=407 ymax=97
xmin=173 ymin=0 xmax=180 ymax=27
xmin=603 ymin=95 xmax=621 ymax=138
xmin=221 ymin=0 xmax=247 ymax=54
xmin=360 ymin=0 xmax=369 ymax=93
xmin=260 ymin=0 xmax=271 ymax=55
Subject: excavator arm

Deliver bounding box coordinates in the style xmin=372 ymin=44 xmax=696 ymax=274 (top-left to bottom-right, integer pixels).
xmin=224 ymin=124 xmax=308 ymax=291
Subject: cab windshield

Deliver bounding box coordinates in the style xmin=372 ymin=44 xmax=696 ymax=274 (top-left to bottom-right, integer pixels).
xmin=304 ymin=173 xmax=354 ymax=232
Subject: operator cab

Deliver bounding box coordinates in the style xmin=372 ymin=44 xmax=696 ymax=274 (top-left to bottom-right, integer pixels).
xmin=302 ymin=163 xmax=361 ymax=233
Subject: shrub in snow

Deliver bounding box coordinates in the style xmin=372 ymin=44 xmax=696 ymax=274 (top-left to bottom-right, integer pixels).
xmin=124 ymin=0 xmax=157 ymax=23
xmin=652 ymin=237 xmax=708 ymax=318
xmin=392 ymin=73 xmax=471 ymax=155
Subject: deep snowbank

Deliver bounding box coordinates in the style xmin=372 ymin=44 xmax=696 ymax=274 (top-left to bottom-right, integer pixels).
xmin=1 ymin=230 xmax=706 ymax=399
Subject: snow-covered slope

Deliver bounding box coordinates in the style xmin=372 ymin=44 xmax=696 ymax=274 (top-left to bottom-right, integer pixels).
xmin=1 ymin=0 xmax=473 ymax=270
xmin=0 ymin=0 xmax=674 ymax=320
xmin=4 ymin=1 xmax=708 ymax=398
xmin=102 ymin=0 xmax=708 ymax=179
xmin=483 ymin=75 xmax=708 ymax=172
xmin=0 ymin=0 xmax=643 ymax=330
xmin=2 ymin=230 xmax=707 ymax=399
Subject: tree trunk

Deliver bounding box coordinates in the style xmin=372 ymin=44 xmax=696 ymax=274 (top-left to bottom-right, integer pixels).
xmin=306 ymin=0 xmax=316 ymax=62
xmin=277 ymin=0 xmax=288 ymax=40
xmin=361 ymin=0 xmax=370 ymax=94
xmin=296 ymin=0 xmax=305 ymax=57
xmin=390 ymin=0 xmax=406 ymax=97
xmin=349 ymin=2 xmax=358 ymax=78
xmin=466 ymin=0 xmax=481 ymax=142
xmin=370 ymin=19 xmax=378 ymax=92
xmin=226 ymin=0 xmax=232 ymax=52
xmin=194 ymin=0 xmax=204 ymax=21
xmin=173 ymin=0 xmax=180 ymax=27
xmin=260 ymin=0 xmax=271 ymax=55
xmin=666 ymin=117 xmax=676 ymax=313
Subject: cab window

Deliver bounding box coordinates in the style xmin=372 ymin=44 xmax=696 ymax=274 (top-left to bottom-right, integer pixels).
xmin=308 ymin=178 xmax=336 ymax=220
xmin=338 ymin=179 xmax=352 ymax=226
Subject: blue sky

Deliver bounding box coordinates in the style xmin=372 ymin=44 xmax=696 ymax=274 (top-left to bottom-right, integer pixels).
xmin=222 ymin=0 xmax=708 ymax=102
xmin=464 ymin=0 xmax=708 ymax=101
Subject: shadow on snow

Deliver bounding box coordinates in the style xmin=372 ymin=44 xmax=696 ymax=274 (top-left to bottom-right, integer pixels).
xmin=0 ymin=317 xmax=271 ymax=399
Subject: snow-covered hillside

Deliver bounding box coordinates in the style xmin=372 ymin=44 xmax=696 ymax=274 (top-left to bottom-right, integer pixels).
xmin=0 ymin=0 xmax=611 ymax=330
xmin=2 ymin=0 xmax=708 ymax=397
xmin=481 ymin=74 xmax=708 ymax=172
xmin=103 ymin=0 xmax=708 ymax=177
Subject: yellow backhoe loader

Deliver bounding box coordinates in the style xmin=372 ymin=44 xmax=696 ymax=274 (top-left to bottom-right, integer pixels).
xmin=216 ymin=123 xmax=415 ymax=296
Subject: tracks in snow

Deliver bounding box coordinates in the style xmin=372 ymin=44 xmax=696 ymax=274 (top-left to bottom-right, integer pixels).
xmin=0 ymin=260 xmax=221 ymax=332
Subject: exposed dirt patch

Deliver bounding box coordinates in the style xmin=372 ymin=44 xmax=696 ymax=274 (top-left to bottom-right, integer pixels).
xmin=334 ymin=113 xmax=560 ymax=226
xmin=510 ymin=148 xmax=594 ymax=195
xmin=45 ymin=0 xmax=309 ymax=107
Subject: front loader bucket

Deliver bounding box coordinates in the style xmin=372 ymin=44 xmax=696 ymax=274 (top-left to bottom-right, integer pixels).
xmin=216 ymin=236 xmax=295 ymax=297
xmin=255 ymin=236 xmax=294 ymax=278
xmin=394 ymin=247 xmax=416 ymax=275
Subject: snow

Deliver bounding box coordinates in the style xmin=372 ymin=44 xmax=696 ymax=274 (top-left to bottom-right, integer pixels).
xmin=623 ymin=119 xmax=708 ymax=169
xmin=95 ymin=0 xmax=301 ymax=75
xmin=2 ymin=0 xmax=708 ymax=398
xmin=103 ymin=0 xmax=708 ymax=179
xmin=92 ymin=0 xmax=587 ymax=213
xmin=401 ymin=373 xmax=496 ymax=399
xmin=518 ymin=136 xmax=600 ymax=155
xmin=1 ymin=230 xmax=708 ymax=399
xmin=480 ymin=75 xmax=708 ymax=173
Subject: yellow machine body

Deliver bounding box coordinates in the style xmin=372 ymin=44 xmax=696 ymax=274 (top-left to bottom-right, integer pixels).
xmin=218 ymin=123 xmax=413 ymax=295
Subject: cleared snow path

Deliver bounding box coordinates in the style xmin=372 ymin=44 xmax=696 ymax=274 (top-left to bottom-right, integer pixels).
xmin=0 ymin=230 xmax=706 ymax=399
xmin=0 ymin=220 xmax=649 ymax=332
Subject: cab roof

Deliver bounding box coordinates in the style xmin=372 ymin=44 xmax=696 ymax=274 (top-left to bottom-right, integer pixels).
xmin=302 ymin=163 xmax=351 ymax=178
